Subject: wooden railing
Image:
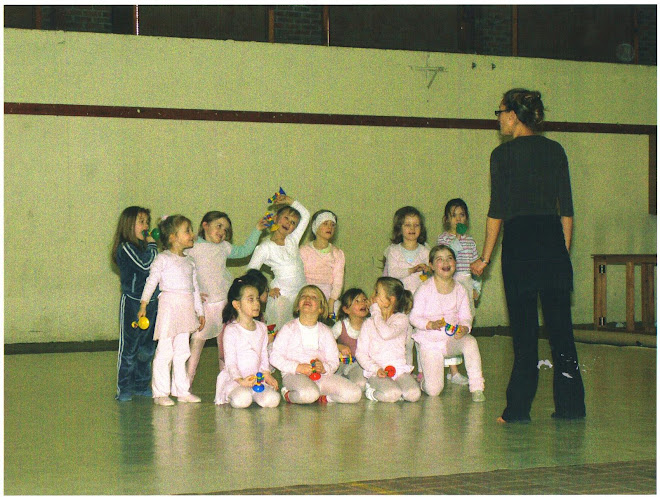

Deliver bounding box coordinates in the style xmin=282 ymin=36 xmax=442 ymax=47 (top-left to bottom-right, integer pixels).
xmin=592 ymin=254 xmax=656 ymax=333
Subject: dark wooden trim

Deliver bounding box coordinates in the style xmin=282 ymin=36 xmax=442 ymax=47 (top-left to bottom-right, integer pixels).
xmin=323 ymin=5 xmax=329 ymax=46
xmin=132 ymin=6 xmax=138 ymax=36
xmin=268 ymin=6 xmax=275 ymax=43
xmin=512 ymin=6 xmax=518 ymax=57
xmin=34 ymin=6 xmax=42 ymax=29
xmin=4 ymin=102 xmax=657 ymax=136
xmin=650 ymin=133 xmax=656 ymax=214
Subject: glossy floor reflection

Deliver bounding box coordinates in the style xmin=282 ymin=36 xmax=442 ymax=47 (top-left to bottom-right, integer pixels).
xmin=4 ymin=335 xmax=656 ymax=494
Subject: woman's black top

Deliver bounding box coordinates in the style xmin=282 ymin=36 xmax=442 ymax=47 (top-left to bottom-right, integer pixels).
xmin=487 ymin=135 xmax=574 ymax=221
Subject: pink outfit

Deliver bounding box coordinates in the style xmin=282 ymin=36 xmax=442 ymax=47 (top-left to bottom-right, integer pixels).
xmin=141 ymin=251 xmax=204 ymax=340
xmin=140 ymin=250 xmax=204 ymax=399
xmin=185 ymin=239 xmax=232 ymax=340
xmin=214 ymin=321 xmax=279 ymax=407
xmin=270 ymin=318 xmax=361 ymax=403
xmin=410 ymin=278 xmax=484 ymax=394
xmin=383 ymin=243 xmax=430 ymax=294
xmin=269 ymin=319 xmax=339 ymax=375
xmin=355 ymin=304 xmax=414 ymax=380
xmin=299 ymin=243 xmax=345 ymax=301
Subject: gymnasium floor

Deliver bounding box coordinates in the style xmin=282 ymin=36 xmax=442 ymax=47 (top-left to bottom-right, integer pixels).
xmin=4 ymin=334 xmax=656 ymax=495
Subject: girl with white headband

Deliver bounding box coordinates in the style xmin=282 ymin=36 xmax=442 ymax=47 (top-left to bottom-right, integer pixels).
xmin=299 ymin=209 xmax=345 ymax=318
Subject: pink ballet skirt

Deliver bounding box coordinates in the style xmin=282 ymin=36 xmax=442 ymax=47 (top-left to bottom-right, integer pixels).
xmin=154 ymin=291 xmax=200 ymax=340
xmin=191 ymin=299 xmax=226 ymax=340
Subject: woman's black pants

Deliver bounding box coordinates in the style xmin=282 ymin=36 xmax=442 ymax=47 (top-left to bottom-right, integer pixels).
xmin=500 ymin=216 xmax=586 ymax=422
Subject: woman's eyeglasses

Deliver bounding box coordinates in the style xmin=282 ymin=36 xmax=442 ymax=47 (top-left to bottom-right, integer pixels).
xmin=494 ymin=109 xmax=511 ymax=116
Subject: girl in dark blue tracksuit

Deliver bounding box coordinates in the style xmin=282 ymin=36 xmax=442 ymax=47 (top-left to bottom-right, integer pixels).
xmin=112 ymin=206 xmax=160 ymax=401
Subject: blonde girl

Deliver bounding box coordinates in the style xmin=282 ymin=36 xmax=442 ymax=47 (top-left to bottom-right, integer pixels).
xmin=299 ymin=209 xmax=345 ymax=317
xmin=270 ymin=285 xmax=362 ymax=404
xmin=356 ymin=277 xmax=421 ymax=403
xmin=214 ymin=277 xmax=280 ymax=408
xmin=185 ymin=211 xmax=267 ymax=388
xmin=331 ymin=288 xmax=369 ymax=390
xmin=139 ymin=215 xmax=205 ymax=406
xmin=247 ymin=194 xmax=310 ymax=332
xmin=111 ymin=206 xmax=159 ymax=402
xmin=409 ymin=245 xmax=485 ymax=402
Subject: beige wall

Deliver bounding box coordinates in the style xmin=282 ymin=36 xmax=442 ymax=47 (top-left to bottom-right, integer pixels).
xmin=4 ymin=28 xmax=656 ymax=343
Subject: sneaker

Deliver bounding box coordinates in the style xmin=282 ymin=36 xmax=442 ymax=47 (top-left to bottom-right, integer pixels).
xmin=471 ymin=390 xmax=486 ymax=403
xmin=365 ymin=384 xmax=378 ymax=402
xmin=116 ymin=392 xmax=133 ymax=402
xmin=281 ymin=387 xmax=291 ymax=403
xmin=133 ymin=387 xmax=153 ymax=397
xmin=451 ymin=373 xmax=469 ymax=386
xmin=177 ymin=394 xmax=201 ymax=403
xmin=154 ymin=396 xmax=175 ymax=406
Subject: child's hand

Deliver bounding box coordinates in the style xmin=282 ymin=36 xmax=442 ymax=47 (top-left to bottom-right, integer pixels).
xmin=137 ymin=303 xmax=147 ymax=320
xmin=197 ymin=316 xmax=206 ymax=331
xmin=473 ymin=289 xmax=480 ymax=301
xmin=454 ymin=326 xmax=468 ymax=339
xmin=263 ymin=371 xmax=278 ymax=390
xmin=296 ymin=363 xmax=313 ymax=376
xmin=409 ymin=263 xmax=426 ymax=275
xmin=337 ymin=344 xmax=352 ymax=357
xmin=272 ymin=194 xmax=293 ymax=206
xmin=313 ymin=359 xmax=326 ymax=375
xmin=256 ymin=216 xmax=269 ymax=231
xmin=238 ymin=376 xmax=256 ymax=388
xmin=376 ymin=368 xmax=388 ymax=378
xmin=269 ymin=288 xmax=281 ymax=299
xmin=427 ymin=319 xmax=445 ymax=330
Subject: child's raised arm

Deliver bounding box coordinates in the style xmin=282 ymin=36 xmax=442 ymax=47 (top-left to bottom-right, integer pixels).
xmin=369 ymin=303 xmax=409 ymax=340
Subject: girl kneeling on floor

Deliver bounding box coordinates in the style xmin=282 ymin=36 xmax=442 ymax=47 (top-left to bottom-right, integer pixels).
xmin=270 ymin=285 xmax=362 ymax=404
xmin=214 ymin=277 xmax=280 ymax=408
xmin=409 ymin=245 xmax=485 ymax=402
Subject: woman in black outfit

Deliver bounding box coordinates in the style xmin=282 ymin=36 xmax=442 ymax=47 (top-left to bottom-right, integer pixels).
xmin=471 ymin=89 xmax=586 ymax=423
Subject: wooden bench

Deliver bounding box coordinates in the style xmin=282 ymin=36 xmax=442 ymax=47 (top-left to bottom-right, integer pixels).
xmin=592 ymin=254 xmax=656 ymax=332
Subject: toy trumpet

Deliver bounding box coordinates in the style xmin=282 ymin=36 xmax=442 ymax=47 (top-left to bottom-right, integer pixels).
xmin=142 ymin=228 xmax=161 ymax=240
xmin=131 ymin=316 xmax=150 ymax=330
xmin=267 ymin=187 xmax=286 ymax=204
xmin=252 ymin=372 xmax=265 ymax=392
xmin=309 ymin=360 xmax=321 ymax=381
xmin=384 ymin=365 xmax=396 ymax=377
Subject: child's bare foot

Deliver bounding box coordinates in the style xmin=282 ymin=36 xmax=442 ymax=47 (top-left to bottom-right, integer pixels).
xmin=496 ymin=416 xmax=507 ymax=424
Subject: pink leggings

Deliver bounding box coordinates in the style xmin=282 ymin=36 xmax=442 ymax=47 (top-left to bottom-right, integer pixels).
xmin=419 ymin=335 xmax=485 ymax=395
xmin=282 ymin=373 xmax=362 ymax=404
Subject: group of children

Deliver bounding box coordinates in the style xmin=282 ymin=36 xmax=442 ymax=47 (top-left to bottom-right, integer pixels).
xmin=111 ymin=193 xmax=486 ymax=408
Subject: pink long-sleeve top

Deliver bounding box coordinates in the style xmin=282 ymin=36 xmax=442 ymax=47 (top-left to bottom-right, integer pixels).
xmin=409 ymin=278 xmax=472 ymax=351
xmin=140 ymin=250 xmax=204 ymax=317
xmin=355 ymin=304 xmax=413 ymax=379
xmin=382 ymin=243 xmax=430 ymax=294
xmin=223 ymin=321 xmax=271 ymax=380
xmin=269 ymin=318 xmax=340 ymax=376
xmin=299 ymin=243 xmax=345 ymax=301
